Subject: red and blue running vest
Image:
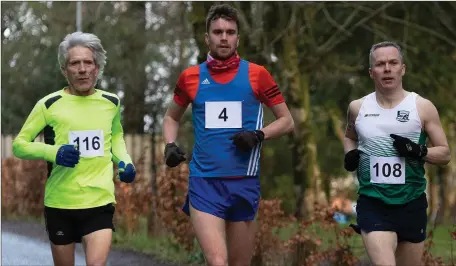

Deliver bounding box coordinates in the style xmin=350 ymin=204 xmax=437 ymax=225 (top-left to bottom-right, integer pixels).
xmin=189 ymin=60 xmax=264 ymax=178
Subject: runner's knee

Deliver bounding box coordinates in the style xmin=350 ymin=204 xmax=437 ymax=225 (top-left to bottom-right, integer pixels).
xmin=86 ymin=259 xmax=107 ymax=266
xmin=206 ymin=255 xmax=228 ymax=266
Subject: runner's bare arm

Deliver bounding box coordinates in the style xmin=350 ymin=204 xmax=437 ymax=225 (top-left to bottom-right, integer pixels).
xmin=163 ymin=101 xmax=187 ymax=144
xmin=344 ymin=99 xmax=362 ymax=154
xmin=417 ymin=97 xmax=451 ymax=165
xmin=261 ymin=103 xmax=294 ymax=140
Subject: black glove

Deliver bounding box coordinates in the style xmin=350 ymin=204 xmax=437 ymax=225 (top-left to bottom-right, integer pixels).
xmin=344 ymin=149 xmax=360 ymax=172
xmin=390 ymin=134 xmax=427 ymax=159
xmin=229 ymin=130 xmax=264 ymax=152
xmin=164 ymin=142 xmax=186 ymax=168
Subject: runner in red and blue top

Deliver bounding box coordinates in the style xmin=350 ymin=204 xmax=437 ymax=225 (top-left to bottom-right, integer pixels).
xmin=162 ymin=4 xmax=294 ymax=266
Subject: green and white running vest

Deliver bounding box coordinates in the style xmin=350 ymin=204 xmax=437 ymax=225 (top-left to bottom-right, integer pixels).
xmin=355 ymin=92 xmax=427 ymax=205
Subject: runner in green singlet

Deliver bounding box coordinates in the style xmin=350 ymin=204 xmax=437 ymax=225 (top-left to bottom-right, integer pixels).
xmin=344 ymin=41 xmax=451 ymax=266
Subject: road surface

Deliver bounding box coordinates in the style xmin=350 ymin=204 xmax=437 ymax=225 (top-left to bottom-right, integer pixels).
xmin=2 ymin=219 xmax=183 ymax=266
xmin=2 ymin=231 xmax=86 ymax=265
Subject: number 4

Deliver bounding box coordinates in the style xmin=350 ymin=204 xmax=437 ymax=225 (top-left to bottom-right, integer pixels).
xmin=218 ymin=108 xmax=228 ymax=122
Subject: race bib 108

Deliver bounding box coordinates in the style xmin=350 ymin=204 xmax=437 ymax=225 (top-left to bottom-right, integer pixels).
xmin=205 ymin=101 xmax=242 ymax=129
xmin=370 ymin=156 xmax=405 ymax=184
xmin=68 ymin=130 xmax=104 ymax=157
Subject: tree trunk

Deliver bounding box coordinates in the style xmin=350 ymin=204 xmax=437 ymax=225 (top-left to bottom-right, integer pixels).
xmin=443 ymin=122 xmax=455 ymax=223
xmin=279 ymin=11 xmax=313 ymax=219
xmin=435 ymin=166 xmax=450 ymax=225
xmin=427 ymin=169 xmax=439 ymax=223
xmin=190 ymin=2 xmax=214 ymax=64
xmin=147 ymin=116 xmax=161 ymax=237
xmin=122 ymin=2 xmax=147 ymax=133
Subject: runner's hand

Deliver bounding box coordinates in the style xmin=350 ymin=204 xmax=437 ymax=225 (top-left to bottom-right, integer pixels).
xmin=344 ymin=149 xmax=360 ymax=172
xmin=229 ymin=130 xmax=264 ymax=152
xmin=55 ymin=144 xmax=80 ymax=168
xmin=390 ymin=134 xmax=427 ymax=159
xmin=118 ymin=161 xmax=136 ymax=183
xmin=164 ymin=142 xmax=186 ymax=167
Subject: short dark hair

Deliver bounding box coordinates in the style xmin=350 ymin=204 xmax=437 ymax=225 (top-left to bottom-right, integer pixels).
xmin=369 ymin=41 xmax=404 ymax=67
xmin=206 ymin=4 xmax=240 ymax=33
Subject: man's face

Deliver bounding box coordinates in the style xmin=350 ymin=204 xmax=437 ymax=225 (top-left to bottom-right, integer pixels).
xmin=369 ymin=46 xmax=406 ymax=90
xmin=205 ymin=17 xmax=239 ymax=60
xmin=62 ymin=46 xmax=99 ymax=93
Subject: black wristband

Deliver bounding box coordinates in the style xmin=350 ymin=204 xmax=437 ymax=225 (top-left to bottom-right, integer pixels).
xmin=254 ymin=130 xmax=265 ymax=142
xmin=419 ymin=145 xmax=428 ymax=158
xmin=166 ymin=142 xmax=176 ymax=149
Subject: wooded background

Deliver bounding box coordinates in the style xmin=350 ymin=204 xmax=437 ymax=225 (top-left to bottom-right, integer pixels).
xmin=2 ymin=1 xmax=455 ymax=223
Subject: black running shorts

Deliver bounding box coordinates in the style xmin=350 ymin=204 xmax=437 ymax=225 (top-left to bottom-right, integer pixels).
xmin=44 ymin=203 xmax=115 ymax=245
xmin=355 ymin=193 xmax=428 ymax=243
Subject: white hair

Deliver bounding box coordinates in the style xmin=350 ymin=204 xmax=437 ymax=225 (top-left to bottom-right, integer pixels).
xmin=58 ymin=32 xmax=107 ymax=80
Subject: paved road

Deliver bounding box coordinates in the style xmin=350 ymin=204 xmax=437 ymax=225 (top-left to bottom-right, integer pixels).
xmin=2 ymin=231 xmax=86 ymax=265
xmin=2 ymin=220 xmax=183 ymax=266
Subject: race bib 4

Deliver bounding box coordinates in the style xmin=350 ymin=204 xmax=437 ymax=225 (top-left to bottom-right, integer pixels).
xmin=205 ymin=101 xmax=242 ymax=129
xmin=68 ymin=130 xmax=104 ymax=157
xmin=370 ymin=156 xmax=405 ymax=184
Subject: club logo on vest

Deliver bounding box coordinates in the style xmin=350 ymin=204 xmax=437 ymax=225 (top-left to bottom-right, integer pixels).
xmin=396 ymin=110 xmax=410 ymax=122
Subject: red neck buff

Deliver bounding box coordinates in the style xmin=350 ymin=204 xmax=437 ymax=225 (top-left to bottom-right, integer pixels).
xmin=206 ymin=52 xmax=241 ymax=72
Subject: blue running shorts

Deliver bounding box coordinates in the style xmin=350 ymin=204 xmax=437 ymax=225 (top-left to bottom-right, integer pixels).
xmin=182 ymin=176 xmax=261 ymax=222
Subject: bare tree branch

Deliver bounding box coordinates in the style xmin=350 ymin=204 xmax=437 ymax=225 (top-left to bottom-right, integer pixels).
xmin=381 ymin=14 xmax=456 ymax=48
xmin=233 ymin=1 xmax=251 ymax=33
xmin=432 ymin=2 xmax=456 ymax=38
xmin=317 ymin=2 xmax=395 ymax=54
xmin=322 ymin=7 xmax=352 ymax=37
xmin=316 ymin=4 xmax=363 ymax=53
xmin=360 ymin=24 xmax=418 ymax=54
xmin=302 ymin=3 xmax=326 ymax=48
xmin=266 ymin=5 xmax=297 ymax=51
xmin=401 ymin=2 xmax=409 ymax=59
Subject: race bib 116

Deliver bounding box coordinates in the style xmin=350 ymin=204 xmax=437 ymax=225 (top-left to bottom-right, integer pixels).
xmin=68 ymin=130 xmax=104 ymax=157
